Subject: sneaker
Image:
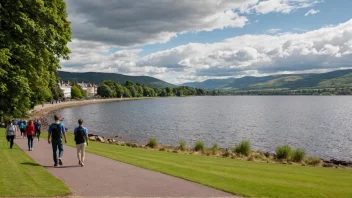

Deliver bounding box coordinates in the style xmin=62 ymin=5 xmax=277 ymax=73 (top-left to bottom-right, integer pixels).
xmin=81 ymin=162 xmax=84 ymax=167
xmin=54 ymin=164 xmax=58 ymax=167
xmin=78 ymin=161 xmax=81 ymax=165
xmin=59 ymin=158 xmax=63 ymax=166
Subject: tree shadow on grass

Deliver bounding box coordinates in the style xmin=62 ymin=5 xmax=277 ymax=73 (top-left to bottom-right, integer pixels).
xmin=20 ymin=162 xmax=41 ymax=166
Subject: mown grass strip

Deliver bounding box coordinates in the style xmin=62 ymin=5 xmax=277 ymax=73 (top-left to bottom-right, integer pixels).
xmin=0 ymin=129 xmax=70 ymax=197
xmin=46 ymin=132 xmax=352 ymax=198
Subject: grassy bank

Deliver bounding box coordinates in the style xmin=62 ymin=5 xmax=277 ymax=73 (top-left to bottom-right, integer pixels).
xmin=0 ymin=129 xmax=70 ymax=197
xmin=47 ymin=132 xmax=352 ymax=198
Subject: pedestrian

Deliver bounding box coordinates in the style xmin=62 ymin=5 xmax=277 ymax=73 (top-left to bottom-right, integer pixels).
xmin=25 ymin=120 xmax=35 ymax=151
xmin=19 ymin=119 xmax=26 ymax=137
xmin=34 ymin=119 xmax=41 ymax=142
xmin=13 ymin=119 xmax=19 ymax=132
xmin=48 ymin=115 xmax=67 ymax=167
xmin=74 ymin=119 xmax=89 ymax=167
xmin=6 ymin=120 xmax=17 ymax=149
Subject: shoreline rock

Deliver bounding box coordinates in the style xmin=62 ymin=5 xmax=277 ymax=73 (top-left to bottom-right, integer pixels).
xmin=85 ymin=134 xmax=352 ymax=168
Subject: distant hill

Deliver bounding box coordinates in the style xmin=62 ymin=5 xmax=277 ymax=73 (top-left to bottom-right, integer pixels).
xmin=182 ymin=69 xmax=352 ymax=90
xmin=57 ymin=71 xmax=175 ymax=88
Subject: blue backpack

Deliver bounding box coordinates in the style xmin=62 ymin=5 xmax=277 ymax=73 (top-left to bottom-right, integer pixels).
xmin=20 ymin=122 xmax=25 ymax=129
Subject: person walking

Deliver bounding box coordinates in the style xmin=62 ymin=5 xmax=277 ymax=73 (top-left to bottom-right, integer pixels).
xmin=25 ymin=120 xmax=35 ymax=151
xmin=48 ymin=115 xmax=67 ymax=167
xmin=6 ymin=120 xmax=17 ymax=149
xmin=74 ymin=119 xmax=88 ymax=167
xmin=34 ymin=119 xmax=41 ymax=142
xmin=19 ymin=119 xmax=26 ymax=138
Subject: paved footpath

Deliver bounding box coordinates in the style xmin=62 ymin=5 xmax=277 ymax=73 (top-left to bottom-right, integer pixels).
xmin=16 ymin=136 xmax=239 ymax=197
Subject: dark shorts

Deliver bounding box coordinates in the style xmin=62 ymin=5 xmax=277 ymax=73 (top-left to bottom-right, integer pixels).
xmin=6 ymin=135 xmax=15 ymax=141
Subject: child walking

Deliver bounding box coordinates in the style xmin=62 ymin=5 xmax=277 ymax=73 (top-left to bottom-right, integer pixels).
xmin=74 ymin=119 xmax=88 ymax=167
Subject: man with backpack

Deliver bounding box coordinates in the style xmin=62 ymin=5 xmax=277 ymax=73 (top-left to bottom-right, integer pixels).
xmin=74 ymin=119 xmax=88 ymax=167
xmin=19 ymin=119 xmax=26 ymax=137
xmin=48 ymin=115 xmax=67 ymax=167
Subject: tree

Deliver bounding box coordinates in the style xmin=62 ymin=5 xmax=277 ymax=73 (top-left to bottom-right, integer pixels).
xmin=166 ymin=87 xmax=173 ymax=96
xmin=97 ymin=84 xmax=114 ymax=97
xmin=125 ymin=80 xmax=134 ymax=86
xmin=123 ymin=87 xmax=131 ymax=97
xmin=71 ymin=86 xmax=82 ymax=99
xmin=0 ymin=0 xmax=71 ymax=118
xmin=128 ymin=86 xmax=138 ymax=97
xmin=115 ymin=83 xmax=125 ymax=97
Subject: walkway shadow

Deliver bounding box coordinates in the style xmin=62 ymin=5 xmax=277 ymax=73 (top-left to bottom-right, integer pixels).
xmin=43 ymin=165 xmax=80 ymax=169
xmin=20 ymin=162 xmax=40 ymax=166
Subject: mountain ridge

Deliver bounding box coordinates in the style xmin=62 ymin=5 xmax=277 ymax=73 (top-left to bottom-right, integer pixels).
xmin=182 ymin=69 xmax=352 ymax=90
xmin=57 ymin=71 xmax=175 ymax=88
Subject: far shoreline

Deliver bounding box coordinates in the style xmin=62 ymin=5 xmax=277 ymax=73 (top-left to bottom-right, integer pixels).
xmin=30 ymin=97 xmax=147 ymax=119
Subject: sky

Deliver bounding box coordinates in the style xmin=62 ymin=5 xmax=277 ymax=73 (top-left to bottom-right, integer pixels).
xmin=61 ymin=0 xmax=352 ymax=84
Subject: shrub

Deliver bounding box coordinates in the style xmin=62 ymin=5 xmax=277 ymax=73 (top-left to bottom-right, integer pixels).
xmin=292 ymin=148 xmax=306 ymax=162
xmin=131 ymin=143 xmax=138 ymax=148
xmin=275 ymin=145 xmax=292 ymax=159
xmin=253 ymin=153 xmax=266 ymax=161
xmin=212 ymin=143 xmax=218 ymax=155
xmin=193 ymin=140 xmax=204 ymax=152
xmin=125 ymin=142 xmax=132 ymax=147
xmin=306 ymin=157 xmax=321 ymax=166
xmin=179 ymin=140 xmax=186 ymax=151
xmin=146 ymin=138 xmax=158 ymax=148
xmin=159 ymin=148 xmax=166 ymax=151
xmin=233 ymin=140 xmax=251 ymax=156
xmin=222 ymin=150 xmax=231 ymax=157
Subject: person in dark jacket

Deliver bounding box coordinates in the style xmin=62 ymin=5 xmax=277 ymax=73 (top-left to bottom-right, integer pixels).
xmin=34 ymin=119 xmax=41 ymax=142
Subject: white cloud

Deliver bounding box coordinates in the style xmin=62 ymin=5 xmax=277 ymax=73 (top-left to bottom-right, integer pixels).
xmin=305 ymin=9 xmax=320 ymax=16
xmin=249 ymin=0 xmax=321 ymax=14
xmin=65 ymin=0 xmax=322 ymax=46
xmin=266 ymin=29 xmax=282 ymax=34
xmin=61 ymin=20 xmax=352 ymax=84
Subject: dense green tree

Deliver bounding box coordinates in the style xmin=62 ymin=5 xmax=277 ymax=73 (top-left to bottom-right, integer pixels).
xmin=166 ymin=87 xmax=173 ymax=96
xmin=0 ymin=0 xmax=71 ymax=119
xmin=123 ymin=86 xmax=131 ymax=97
xmin=115 ymin=83 xmax=125 ymax=97
xmin=128 ymin=86 xmax=138 ymax=97
xmin=97 ymin=84 xmax=114 ymax=98
xmin=71 ymin=85 xmax=82 ymax=99
xmin=125 ymin=80 xmax=134 ymax=86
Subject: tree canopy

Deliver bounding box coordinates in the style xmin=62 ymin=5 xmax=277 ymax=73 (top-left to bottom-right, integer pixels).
xmin=0 ymin=0 xmax=71 ymax=120
xmin=97 ymin=80 xmax=221 ymax=98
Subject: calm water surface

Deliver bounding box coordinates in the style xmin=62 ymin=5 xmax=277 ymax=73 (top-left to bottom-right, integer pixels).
xmin=50 ymin=96 xmax=352 ymax=160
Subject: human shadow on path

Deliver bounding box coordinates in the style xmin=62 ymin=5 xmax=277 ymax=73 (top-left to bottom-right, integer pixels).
xmin=20 ymin=162 xmax=41 ymax=166
xmin=43 ymin=165 xmax=80 ymax=169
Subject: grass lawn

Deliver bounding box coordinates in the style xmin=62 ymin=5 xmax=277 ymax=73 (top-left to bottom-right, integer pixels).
xmin=45 ymin=132 xmax=352 ymax=198
xmin=0 ymin=128 xmax=70 ymax=197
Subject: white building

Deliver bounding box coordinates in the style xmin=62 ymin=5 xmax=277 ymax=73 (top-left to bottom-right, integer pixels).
xmin=59 ymin=81 xmax=98 ymax=98
xmin=77 ymin=82 xmax=98 ymax=97
xmin=59 ymin=81 xmax=72 ymax=98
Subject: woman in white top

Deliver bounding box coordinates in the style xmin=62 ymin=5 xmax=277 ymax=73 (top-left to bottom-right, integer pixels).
xmin=6 ymin=120 xmax=17 ymax=149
